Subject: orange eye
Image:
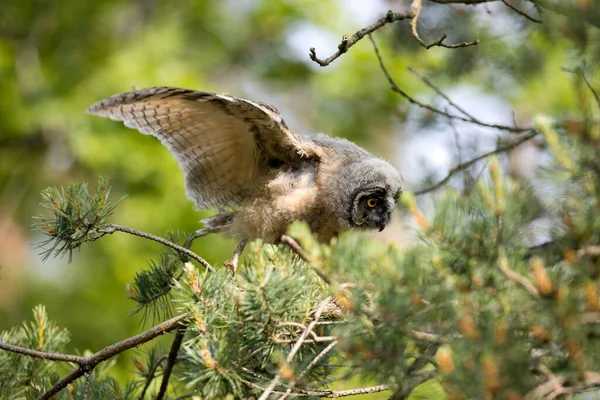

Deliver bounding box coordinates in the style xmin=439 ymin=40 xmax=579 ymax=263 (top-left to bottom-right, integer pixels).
xmin=366 ymin=198 xmax=377 ymax=208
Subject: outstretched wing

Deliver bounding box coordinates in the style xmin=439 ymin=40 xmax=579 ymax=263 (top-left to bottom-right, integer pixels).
xmin=87 ymin=87 xmax=321 ymax=209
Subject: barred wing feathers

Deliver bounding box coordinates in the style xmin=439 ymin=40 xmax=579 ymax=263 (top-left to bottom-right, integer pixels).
xmin=87 ymin=87 xmax=321 ymax=209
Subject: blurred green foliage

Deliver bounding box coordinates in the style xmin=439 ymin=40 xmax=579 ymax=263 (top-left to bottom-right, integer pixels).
xmin=0 ymin=0 xmax=599 ymax=398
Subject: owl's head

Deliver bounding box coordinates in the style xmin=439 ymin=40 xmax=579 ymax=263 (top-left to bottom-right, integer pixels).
xmin=336 ymin=158 xmax=402 ymax=232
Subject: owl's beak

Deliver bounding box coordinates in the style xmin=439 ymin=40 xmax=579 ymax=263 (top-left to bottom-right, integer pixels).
xmin=375 ymin=212 xmax=390 ymax=232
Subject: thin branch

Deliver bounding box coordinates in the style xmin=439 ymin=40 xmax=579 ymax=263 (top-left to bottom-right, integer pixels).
xmin=0 ymin=315 xmax=189 ymax=400
xmin=275 ymin=321 xmax=338 ymax=343
xmin=388 ymin=371 xmax=437 ymax=400
xmin=138 ymin=354 xmax=169 ymax=400
xmin=427 ymin=0 xmax=500 ymax=4
xmin=497 ymin=256 xmax=540 ymax=297
xmin=98 ymin=224 xmax=215 ymax=272
xmin=414 ymin=130 xmax=538 ymax=195
xmin=279 ymin=235 xmax=333 ymax=285
xmin=406 ymin=329 xmax=445 ymax=343
xmin=42 ymin=368 xmax=86 ymax=400
xmin=258 ymin=297 xmax=332 ymax=400
xmin=298 ymin=341 xmax=338 ymax=381
xmin=0 ymin=340 xmax=85 ymax=364
xmin=524 ymin=370 xmax=600 ymax=400
xmin=408 ymin=343 xmax=440 ymax=375
xmin=410 ymin=0 xmax=479 ymax=49
xmin=562 ymin=66 xmax=600 ymax=111
xmin=309 ymin=10 xmax=414 ymax=67
xmin=83 ymin=371 xmax=92 ymax=400
xmin=369 ymin=34 xmax=534 ymax=134
xmin=156 ymin=328 xmax=186 ymax=400
xmin=280 ymin=235 xmax=310 ymax=263
xmin=408 ymin=67 xmax=479 ymax=121
xmin=500 ymin=0 xmax=542 ymax=22
xmin=243 ymin=379 xmax=390 ymax=398
xmin=276 ymin=341 xmax=339 ymax=400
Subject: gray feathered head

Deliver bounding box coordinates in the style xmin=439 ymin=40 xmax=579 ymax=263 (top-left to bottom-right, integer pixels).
xmin=334 ymin=157 xmax=402 ymax=232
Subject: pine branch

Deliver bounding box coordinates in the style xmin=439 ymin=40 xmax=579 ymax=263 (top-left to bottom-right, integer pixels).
xmin=0 ymin=314 xmax=187 ymax=400
xmin=388 ymin=371 xmax=437 ymax=400
xmin=35 ymin=179 xmax=214 ymax=272
xmin=156 ymin=328 xmax=185 ymax=400
xmin=137 ymin=354 xmax=169 ymax=400
xmin=98 ymin=224 xmax=215 ymax=272
xmin=274 ymin=340 xmax=339 ymax=400
xmin=255 ymin=383 xmax=391 ymax=398
xmin=258 ymin=297 xmax=332 ymax=400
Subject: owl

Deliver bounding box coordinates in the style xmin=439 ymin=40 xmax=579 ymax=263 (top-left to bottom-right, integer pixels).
xmin=87 ymin=87 xmax=402 ymax=271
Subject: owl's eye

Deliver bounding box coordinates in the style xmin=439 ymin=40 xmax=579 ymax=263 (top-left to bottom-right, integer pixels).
xmin=366 ymin=198 xmax=378 ymax=208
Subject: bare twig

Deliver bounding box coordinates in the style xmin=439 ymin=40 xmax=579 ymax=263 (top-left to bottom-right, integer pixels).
xmin=410 ymin=0 xmax=479 ymax=49
xmin=156 ymin=328 xmax=186 ymax=400
xmin=258 ymin=297 xmax=332 ymax=400
xmin=97 ymin=224 xmax=215 ymax=272
xmin=369 ymin=34 xmax=534 ymax=133
xmin=309 ymin=10 xmax=413 ymax=67
xmin=415 ymin=130 xmax=539 ymax=195
xmin=427 ymin=0 xmax=500 ymax=4
xmin=501 ymin=0 xmax=542 ymax=22
xmin=0 ymin=314 xmax=188 ymax=400
xmin=408 ymin=67 xmax=478 ymax=121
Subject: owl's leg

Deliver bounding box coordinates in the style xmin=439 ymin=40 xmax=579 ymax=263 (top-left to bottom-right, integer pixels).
xmin=224 ymin=239 xmax=248 ymax=275
xmin=185 ymin=212 xmax=235 ymax=248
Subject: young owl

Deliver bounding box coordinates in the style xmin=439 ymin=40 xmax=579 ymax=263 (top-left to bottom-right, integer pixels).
xmin=87 ymin=87 xmax=402 ymax=271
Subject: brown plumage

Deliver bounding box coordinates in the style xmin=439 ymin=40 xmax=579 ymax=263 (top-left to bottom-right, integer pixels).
xmin=88 ymin=87 xmax=402 ymax=271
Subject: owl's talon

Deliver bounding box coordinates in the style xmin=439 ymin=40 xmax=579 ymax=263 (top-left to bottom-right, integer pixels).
xmin=225 ymin=239 xmax=248 ymax=276
xmin=223 ymin=259 xmax=236 ymax=276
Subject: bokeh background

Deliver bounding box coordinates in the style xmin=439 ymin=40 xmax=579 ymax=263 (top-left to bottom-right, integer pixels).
xmin=0 ymin=0 xmax=598 ymax=395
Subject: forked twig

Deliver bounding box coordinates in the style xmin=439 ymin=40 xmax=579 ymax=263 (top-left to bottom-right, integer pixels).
xmin=410 ymin=0 xmax=479 ymax=49
xmin=369 ymin=34 xmax=533 ymax=133
xmin=309 ymin=10 xmax=413 ymax=67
